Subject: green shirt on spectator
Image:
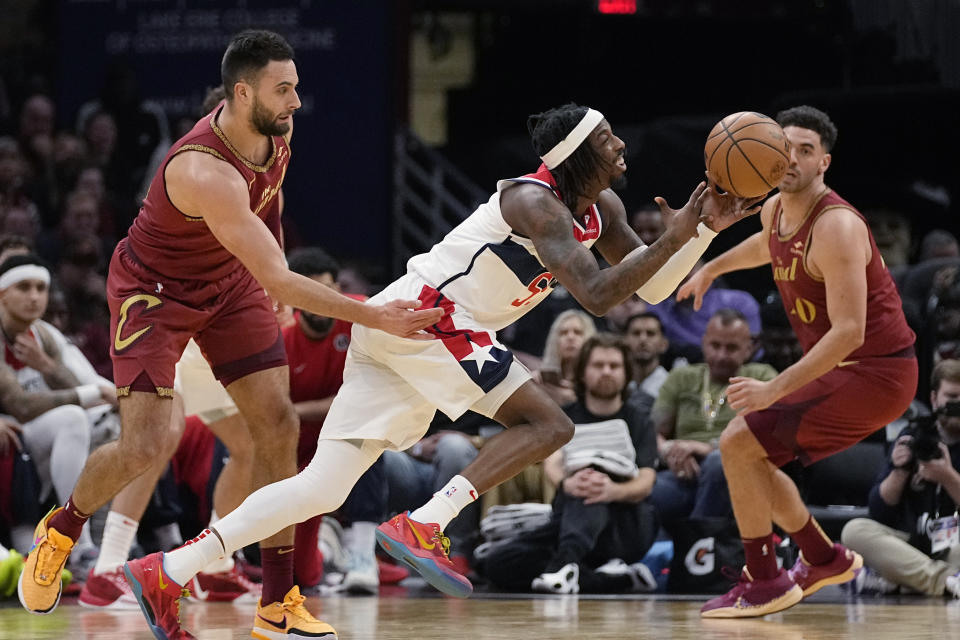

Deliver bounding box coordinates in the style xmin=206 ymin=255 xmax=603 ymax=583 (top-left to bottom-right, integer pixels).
xmin=653 ymin=362 xmax=778 ymax=443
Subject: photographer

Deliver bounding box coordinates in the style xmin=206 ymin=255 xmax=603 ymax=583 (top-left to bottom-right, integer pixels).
xmin=841 ymin=359 xmax=960 ymax=597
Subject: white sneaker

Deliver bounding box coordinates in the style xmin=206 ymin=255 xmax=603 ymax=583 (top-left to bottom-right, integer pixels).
xmin=343 ymin=553 xmax=379 ymax=595
xmin=595 ymin=558 xmax=657 ymax=592
xmin=319 ymin=518 xmax=350 ymax=574
xmin=850 ymin=567 xmax=899 ymax=595
xmin=945 ymin=570 xmax=960 ymax=598
xmin=532 ymin=563 xmax=579 ymax=594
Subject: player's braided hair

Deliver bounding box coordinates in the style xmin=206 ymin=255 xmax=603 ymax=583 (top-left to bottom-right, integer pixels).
xmin=527 ymin=103 xmax=607 ymax=212
xmin=776 ymin=105 xmax=838 ymax=152
xmin=221 ymin=30 xmax=295 ymax=101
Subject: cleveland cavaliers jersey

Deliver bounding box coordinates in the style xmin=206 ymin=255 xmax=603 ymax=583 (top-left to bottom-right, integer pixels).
xmin=125 ymin=102 xmax=290 ymax=282
xmin=768 ymin=189 xmax=915 ymax=358
xmin=3 ymin=326 xmax=47 ymax=393
xmin=407 ymin=164 xmax=602 ymax=331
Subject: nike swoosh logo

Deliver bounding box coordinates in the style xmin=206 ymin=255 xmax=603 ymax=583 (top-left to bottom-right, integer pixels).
xmin=408 ymin=521 xmax=436 ymax=551
xmin=158 ymin=569 xmax=169 ymax=590
xmin=258 ymin=614 xmax=287 ymax=630
xmin=277 ymin=547 xmax=295 ymax=555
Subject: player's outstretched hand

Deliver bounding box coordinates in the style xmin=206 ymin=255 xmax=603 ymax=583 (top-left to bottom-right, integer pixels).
xmin=676 ymin=266 xmax=716 ymax=310
xmin=655 ymin=181 xmax=708 ymax=243
xmin=699 ymin=174 xmax=766 ymax=233
xmin=376 ymin=299 xmax=445 ymax=339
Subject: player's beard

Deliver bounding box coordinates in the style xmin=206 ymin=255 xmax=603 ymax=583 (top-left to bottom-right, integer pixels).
xmin=251 ymin=96 xmax=290 ymax=137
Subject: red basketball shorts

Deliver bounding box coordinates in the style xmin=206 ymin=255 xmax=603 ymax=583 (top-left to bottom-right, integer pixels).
xmin=107 ymin=241 xmax=286 ymax=396
xmin=745 ymin=348 xmax=917 ymax=467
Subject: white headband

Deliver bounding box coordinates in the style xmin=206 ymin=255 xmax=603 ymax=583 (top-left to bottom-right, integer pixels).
xmin=539 ymin=108 xmax=605 ymax=169
xmin=0 ymin=264 xmax=50 ymax=290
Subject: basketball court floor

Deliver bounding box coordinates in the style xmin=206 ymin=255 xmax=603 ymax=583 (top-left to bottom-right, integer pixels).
xmin=1 ymin=584 xmax=956 ymax=640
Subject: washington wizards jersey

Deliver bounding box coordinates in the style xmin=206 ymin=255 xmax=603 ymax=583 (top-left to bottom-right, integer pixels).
xmin=407 ymin=164 xmax=602 ymax=330
xmin=3 ymin=327 xmax=48 ymax=393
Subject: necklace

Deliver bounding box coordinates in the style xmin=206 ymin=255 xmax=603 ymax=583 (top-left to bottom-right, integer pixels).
xmin=701 ymin=366 xmax=727 ymax=431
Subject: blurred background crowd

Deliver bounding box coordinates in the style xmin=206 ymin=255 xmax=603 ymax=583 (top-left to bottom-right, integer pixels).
xmin=0 ymin=0 xmax=959 ymax=603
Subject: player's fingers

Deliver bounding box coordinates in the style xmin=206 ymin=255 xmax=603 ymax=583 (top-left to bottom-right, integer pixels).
xmin=687 ymin=181 xmax=707 ymax=207
xmin=693 ymin=291 xmax=704 ymax=311
xmin=741 ymin=204 xmax=763 ymax=218
xmin=704 ymin=170 xmax=718 ymax=190
xmin=389 ymin=298 xmax=425 ymax=310
xmin=654 ymin=196 xmax=671 ymax=215
xmin=743 ymin=193 xmax=767 ymax=208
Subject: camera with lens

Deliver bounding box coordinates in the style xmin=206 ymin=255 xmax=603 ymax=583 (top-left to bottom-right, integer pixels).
xmin=901 ymin=402 xmax=960 ymax=470
xmin=908 ymin=417 xmax=943 ymax=464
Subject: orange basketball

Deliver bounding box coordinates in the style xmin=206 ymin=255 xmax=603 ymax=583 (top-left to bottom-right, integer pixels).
xmin=704 ymin=112 xmax=789 ymax=198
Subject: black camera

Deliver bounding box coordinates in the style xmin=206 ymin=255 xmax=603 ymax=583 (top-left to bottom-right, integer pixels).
xmin=938 ymin=400 xmax=960 ymax=418
xmin=909 ymin=417 xmax=943 ymax=463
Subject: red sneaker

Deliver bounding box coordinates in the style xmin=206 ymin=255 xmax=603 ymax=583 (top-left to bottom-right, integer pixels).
xmin=187 ymin=565 xmax=261 ymax=604
xmin=788 ymin=543 xmax=863 ymax=597
xmin=123 ymin=552 xmax=195 ymax=639
xmin=701 ymin=568 xmax=803 ymax=618
xmin=377 ymin=559 xmax=409 ymax=585
xmin=79 ymin=568 xmax=140 ymax=610
xmin=375 ymin=512 xmax=472 ymax=598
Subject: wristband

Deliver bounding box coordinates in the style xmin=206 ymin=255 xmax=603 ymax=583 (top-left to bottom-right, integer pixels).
xmin=74 ymin=384 xmax=101 ymax=408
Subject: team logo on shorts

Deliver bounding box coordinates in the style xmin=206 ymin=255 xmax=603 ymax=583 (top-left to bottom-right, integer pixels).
xmin=114 ymin=294 xmax=163 ymax=353
xmin=334 ymin=333 xmax=350 ymax=352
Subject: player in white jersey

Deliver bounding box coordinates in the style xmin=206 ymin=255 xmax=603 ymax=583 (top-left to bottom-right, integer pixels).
xmin=126 ymin=103 xmax=762 ymax=637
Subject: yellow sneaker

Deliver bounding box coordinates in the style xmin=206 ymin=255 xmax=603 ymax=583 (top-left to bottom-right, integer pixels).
xmin=251 ymin=585 xmax=337 ymax=640
xmin=18 ymin=507 xmax=75 ymax=614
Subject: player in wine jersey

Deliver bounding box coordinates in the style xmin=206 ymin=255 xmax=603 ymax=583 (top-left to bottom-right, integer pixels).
xmin=18 ymin=30 xmax=442 ymax=639
xmin=679 ymin=106 xmax=918 ymax=617
xmin=126 ymin=102 xmax=761 ymax=636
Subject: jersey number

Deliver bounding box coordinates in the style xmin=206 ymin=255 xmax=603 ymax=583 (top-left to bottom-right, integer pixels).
xmin=114 ymin=294 xmax=163 ymax=352
xmin=511 ymin=272 xmax=554 ymax=307
xmin=791 ymin=296 xmax=817 ymax=324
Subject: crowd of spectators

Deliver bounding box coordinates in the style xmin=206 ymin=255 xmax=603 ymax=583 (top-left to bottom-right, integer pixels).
xmin=1 ymin=64 xmax=960 ymax=603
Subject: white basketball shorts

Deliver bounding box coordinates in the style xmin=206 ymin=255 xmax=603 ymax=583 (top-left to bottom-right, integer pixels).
xmin=318 ymin=273 xmax=532 ymax=451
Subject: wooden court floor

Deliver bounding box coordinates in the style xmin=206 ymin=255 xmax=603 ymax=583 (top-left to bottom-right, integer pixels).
xmin=1 ymin=589 xmax=958 ymax=639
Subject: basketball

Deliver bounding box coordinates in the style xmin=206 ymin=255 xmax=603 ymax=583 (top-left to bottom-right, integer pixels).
xmin=704 ymin=112 xmax=790 ymax=198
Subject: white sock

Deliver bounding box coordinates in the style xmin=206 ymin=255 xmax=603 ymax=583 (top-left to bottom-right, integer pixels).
xmin=409 ymin=475 xmax=477 ymax=531
xmin=93 ymin=511 xmax=139 ymax=575
xmin=200 ymin=510 xmax=235 ymax=574
xmin=346 ymin=522 xmax=377 ymax=560
xmin=163 ymin=529 xmax=225 ymax=587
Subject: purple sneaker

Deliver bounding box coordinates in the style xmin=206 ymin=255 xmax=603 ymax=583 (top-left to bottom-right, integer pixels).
xmin=701 ymin=568 xmax=803 ymax=618
xmin=788 ymin=543 xmax=862 ymax=597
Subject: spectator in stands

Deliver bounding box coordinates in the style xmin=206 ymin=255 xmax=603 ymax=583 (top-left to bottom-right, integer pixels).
xmin=629 ymin=202 xmax=665 ymax=246
xmin=482 ymin=334 xmax=658 ymax=594
xmin=841 ymin=359 xmax=960 ymax=597
xmin=756 ymin=291 xmax=803 ymax=373
xmin=280 ymin=247 xmax=395 ymax=593
xmin=15 ymin=94 xmax=56 ymax=218
xmin=864 ymin=207 xmax=912 ymax=282
xmin=0 ymin=137 xmax=28 ymax=207
xmin=647 ymin=261 xmax=761 ymax=364
xmin=0 ymin=201 xmax=40 ymax=249
xmin=0 ymin=254 xmax=115 ymax=561
xmin=918 ymin=230 xmax=959 ymax=263
xmin=535 ymin=310 xmax=597 ymax=406
xmin=623 ymin=312 xmax=669 ymax=398
xmin=77 ymin=62 xmax=171 ymax=206
xmin=650 ymin=308 xmax=777 ymax=527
